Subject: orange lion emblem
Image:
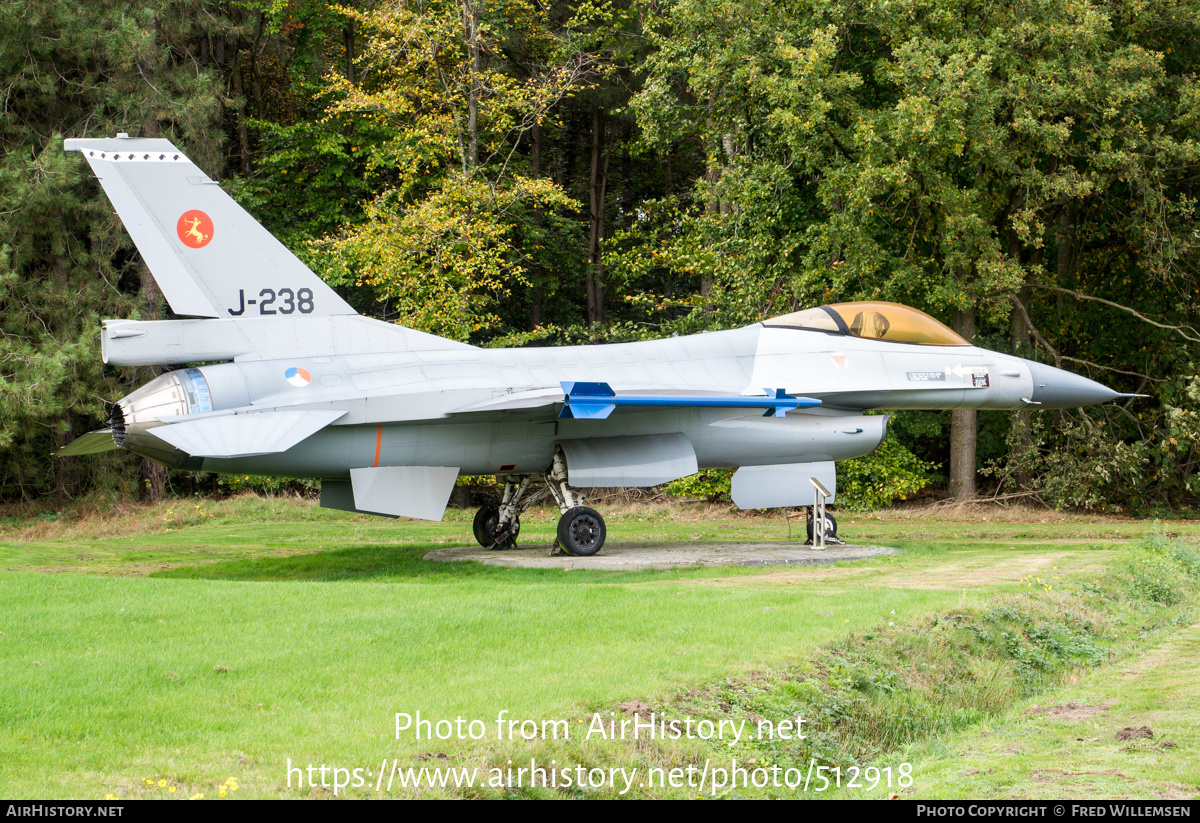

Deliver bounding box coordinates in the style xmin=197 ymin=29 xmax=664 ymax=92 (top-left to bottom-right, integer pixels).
xmin=176 ymin=210 xmax=214 ymax=248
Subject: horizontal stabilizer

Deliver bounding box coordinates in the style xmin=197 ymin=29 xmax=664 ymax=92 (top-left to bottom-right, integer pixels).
xmin=731 ymin=461 xmax=837 ymax=509
xmin=349 ymin=466 xmax=460 ymax=521
xmin=558 ymin=382 xmax=820 ymax=419
xmin=559 ymin=433 xmax=697 ymax=487
xmin=56 ymin=430 xmax=119 ymax=457
xmin=151 ymin=409 xmax=345 ymax=458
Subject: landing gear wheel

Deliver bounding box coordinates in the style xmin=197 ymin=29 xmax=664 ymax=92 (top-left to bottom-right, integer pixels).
xmin=472 ymin=505 xmax=496 ymax=547
xmin=556 ymin=506 xmax=606 ymax=557
xmin=806 ymin=512 xmax=838 ymax=544
xmin=473 ymin=504 xmax=520 ymax=549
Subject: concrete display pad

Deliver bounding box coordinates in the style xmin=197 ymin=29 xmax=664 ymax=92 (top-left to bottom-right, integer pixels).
xmin=424 ymin=541 xmax=898 ymax=571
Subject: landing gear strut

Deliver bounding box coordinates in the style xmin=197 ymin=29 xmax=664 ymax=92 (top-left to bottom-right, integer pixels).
xmin=472 ymin=475 xmax=542 ymax=550
xmin=544 ymin=447 xmax=606 ymax=556
xmin=473 ymin=504 xmax=519 ymax=549
xmin=471 ymin=448 xmax=608 ymax=556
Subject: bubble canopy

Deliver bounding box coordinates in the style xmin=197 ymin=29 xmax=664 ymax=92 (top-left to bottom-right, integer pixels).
xmin=763 ymin=302 xmax=969 ymax=346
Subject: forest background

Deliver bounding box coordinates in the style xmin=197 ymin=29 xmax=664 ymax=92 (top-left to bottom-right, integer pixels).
xmin=2 ymin=0 xmax=1198 ymax=513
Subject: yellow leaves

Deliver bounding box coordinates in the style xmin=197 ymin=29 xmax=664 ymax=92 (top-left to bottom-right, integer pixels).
xmin=327 ymin=172 xmax=577 ymax=340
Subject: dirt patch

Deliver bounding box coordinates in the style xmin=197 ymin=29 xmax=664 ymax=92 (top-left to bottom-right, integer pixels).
xmin=861 ymin=502 xmax=1135 ymax=524
xmin=618 ymin=700 xmax=653 ymax=716
xmin=1031 ymin=769 xmax=1129 ymax=783
xmin=691 ymin=566 xmax=876 ymax=588
xmin=1116 ymin=655 xmax=1171 ymax=680
xmin=1115 ymin=726 xmax=1154 ymax=741
xmin=426 ymin=542 xmax=896 ymax=571
xmin=1026 ymin=702 xmax=1112 ymax=721
xmin=878 ymin=552 xmax=1114 ymax=590
xmin=6 ymin=544 xmax=329 ymax=577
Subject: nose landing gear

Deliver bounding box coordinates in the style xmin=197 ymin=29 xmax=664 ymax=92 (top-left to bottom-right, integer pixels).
xmin=805 ymin=511 xmax=841 ymax=546
xmin=472 ymin=503 xmax=520 ymax=549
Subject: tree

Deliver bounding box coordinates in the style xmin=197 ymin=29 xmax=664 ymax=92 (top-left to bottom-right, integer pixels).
xmin=314 ymin=0 xmax=597 ymax=338
xmin=0 ymin=0 xmax=227 ymax=501
xmin=628 ymin=0 xmax=1200 ymax=499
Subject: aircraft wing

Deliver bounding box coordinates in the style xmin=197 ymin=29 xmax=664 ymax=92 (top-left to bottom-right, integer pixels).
xmin=150 ymin=409 xmax=346 ymax=458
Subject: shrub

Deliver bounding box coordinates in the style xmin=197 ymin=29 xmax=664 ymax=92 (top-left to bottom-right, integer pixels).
xmin=838 ymin=437 xmax=937 ymax=510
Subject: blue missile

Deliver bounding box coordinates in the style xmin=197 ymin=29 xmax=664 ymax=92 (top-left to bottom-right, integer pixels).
xmin=558 ymin=382 xmax=820 ymax=419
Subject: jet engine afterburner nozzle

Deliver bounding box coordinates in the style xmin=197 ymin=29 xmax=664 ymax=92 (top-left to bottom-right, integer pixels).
xmin=110 ymin=368 xmax=213 ymax=467
xmin=1026 ymin=361 xmax=1121 ymax=408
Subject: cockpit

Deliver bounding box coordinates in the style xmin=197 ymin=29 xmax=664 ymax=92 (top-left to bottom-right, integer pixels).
xmin=762 ymin=301 xmax=968 ymax=346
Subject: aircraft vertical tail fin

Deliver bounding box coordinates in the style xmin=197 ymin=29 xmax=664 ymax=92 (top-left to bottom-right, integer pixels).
xmin=65 ymin=135 xmax=356 ymax=319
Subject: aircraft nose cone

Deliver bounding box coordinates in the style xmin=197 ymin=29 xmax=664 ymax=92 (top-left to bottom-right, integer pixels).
xmin=1027 ymin=361 xmax=1120 ymax=408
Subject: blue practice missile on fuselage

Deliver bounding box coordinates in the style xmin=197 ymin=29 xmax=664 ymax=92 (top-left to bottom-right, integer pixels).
xmin=558 ymin=381 xmax=821 ymax=419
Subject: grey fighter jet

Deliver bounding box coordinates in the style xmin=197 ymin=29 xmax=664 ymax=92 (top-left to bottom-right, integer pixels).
xmin=58 ymin=135 xmax=1130 ymax=555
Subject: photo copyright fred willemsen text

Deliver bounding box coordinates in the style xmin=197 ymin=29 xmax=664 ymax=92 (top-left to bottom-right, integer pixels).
xmin=284 ymin=711 xmax=914 ymax=795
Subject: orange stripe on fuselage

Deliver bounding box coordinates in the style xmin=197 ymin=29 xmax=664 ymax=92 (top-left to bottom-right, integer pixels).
xmin=373 ymin=424 xmax=382 ymax=467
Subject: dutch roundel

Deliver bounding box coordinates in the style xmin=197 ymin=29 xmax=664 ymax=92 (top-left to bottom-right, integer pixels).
xmin=284 ymin=367 xmax=311 ymax=388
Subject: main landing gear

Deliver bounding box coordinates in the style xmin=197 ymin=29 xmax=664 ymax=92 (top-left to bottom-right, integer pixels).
xmin=556 ymin=506 xmax=606 ymax=556
xmin=470 ymin=447 xmax=608 ymax=556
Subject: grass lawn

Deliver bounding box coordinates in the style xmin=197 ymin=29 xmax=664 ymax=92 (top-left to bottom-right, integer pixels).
xmin=897 ymin=620 xmax=1200 ymax=800
xmin=0 ymin=496 xmax=1196 ymax=799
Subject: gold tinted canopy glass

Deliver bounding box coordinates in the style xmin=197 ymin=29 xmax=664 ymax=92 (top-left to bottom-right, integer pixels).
xmin=763 ymin=301 xmax=968 ymax=345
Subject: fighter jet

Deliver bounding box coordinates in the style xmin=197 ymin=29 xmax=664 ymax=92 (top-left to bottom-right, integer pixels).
xmin=58 ymin=135 xmax=1131 ymax=555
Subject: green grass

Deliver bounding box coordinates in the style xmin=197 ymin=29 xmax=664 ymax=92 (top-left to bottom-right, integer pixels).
xmin=897 ymin=620 xmax=1200 ymax=800
xmin=0 ymin=496 xmax=1196 ymax=799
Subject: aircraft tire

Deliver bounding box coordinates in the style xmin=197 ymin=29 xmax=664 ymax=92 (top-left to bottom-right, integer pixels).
xmin=473 ymin=505 xmax=519 ymax=549
xmin=805 ymin=512 xmax=838 ymax=543
xmin=557 ymin=507 xmax=606 ymax=556
xmin=472 ymin=505 xmax=497 ymax=547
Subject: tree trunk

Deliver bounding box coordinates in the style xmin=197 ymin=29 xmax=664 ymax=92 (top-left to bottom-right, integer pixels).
xmin=52 ymin=255 xmax=83 ymax=497
xmin=719 ymin=132 xmax=735 ymax=217
xmin=464 ymin=2 xmax=480 ymax=172
xmin=344 ymin=18 xmax=357 ymax=85
xmin=701 ymin=151 xmax=718 ymax=299
xmin=138 ymin=258 xmax=169 ymax=502
xmin=530 ymin=121 xmax=544 ymax=327
xmin=949 ymin=305 xmax=977 ymax=501
xmin=1010 ymin=284 xmax=1033 ymax=487
xmin=232 ymin=59 xmax=252 ymax=175
xmin=138 ymin=20 xmax=169 ymax=502
xmin=586 ymin=104 xmax=608 ymax=325
xmin=53 ymin=411 xmax=81 ymax=499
